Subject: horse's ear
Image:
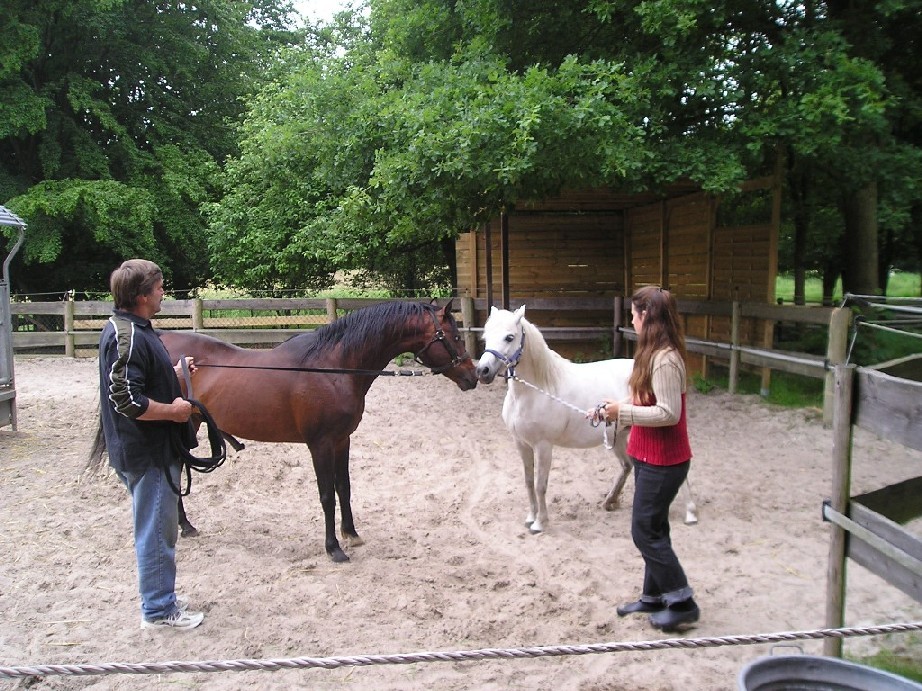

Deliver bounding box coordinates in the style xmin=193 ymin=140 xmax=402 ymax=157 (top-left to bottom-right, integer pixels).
xmin=490 ymin=305 xmax=498 ymax=316
xmin=513 ymin=305 xmax=526 ymax=321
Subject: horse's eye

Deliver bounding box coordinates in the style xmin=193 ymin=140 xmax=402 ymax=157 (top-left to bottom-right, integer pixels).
xmin=504 ymin=334 xmax=514 ymax=343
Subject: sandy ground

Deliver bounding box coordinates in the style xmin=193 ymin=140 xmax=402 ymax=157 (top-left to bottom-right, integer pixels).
xmin=1 ymin=355 xmax=921 ymax=691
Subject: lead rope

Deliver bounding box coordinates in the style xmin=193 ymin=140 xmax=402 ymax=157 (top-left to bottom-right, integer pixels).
xmin=509 ymin=374 xmax=617 ymax=450
xmin=164 ymin=356 xmax=228 ymax=497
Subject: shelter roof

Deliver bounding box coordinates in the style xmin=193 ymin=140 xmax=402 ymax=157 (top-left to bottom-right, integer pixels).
xmin=0 ymin=206 xmax=27 ymax=228
xmin=511 ymin=182 xmax=703 ymax=214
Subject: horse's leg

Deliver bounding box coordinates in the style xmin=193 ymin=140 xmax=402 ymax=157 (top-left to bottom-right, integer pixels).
xmin=531 ymin=441 xmax=554 ymax=534
xmin=682 ymin=476 xmax=699 ymax=525
xmin=178 ymin=496 xmax=199 ymax=538
xmin=334 ymin=438 xmax=363 ymax=548
xmin=308 ymin=439 xmax=349 ymax=563
xmin=515 ymin=439 xmax=539 ymax=530
xmin=603 ymin=427 xmax=632 ymax=511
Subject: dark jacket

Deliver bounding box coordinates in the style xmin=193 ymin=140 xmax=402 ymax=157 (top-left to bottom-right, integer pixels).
xmin=98 ymin=310 xmax=185 ymax=474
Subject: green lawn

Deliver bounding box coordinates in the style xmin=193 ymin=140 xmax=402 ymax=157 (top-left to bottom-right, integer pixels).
xmin=775 ymin=271 xmax=921 ymax=303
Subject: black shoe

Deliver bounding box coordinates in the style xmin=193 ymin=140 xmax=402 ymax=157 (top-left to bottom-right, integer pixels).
xmin=616 ymin=599 xmax=665 ymax=617
xmin=649 ymin=600 xmax=700 ymax=632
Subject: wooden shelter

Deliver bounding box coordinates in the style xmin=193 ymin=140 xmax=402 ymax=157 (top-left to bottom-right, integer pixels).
xmin=455 ymin=176 xmax=781 ymax=368
xmin=1 ymin=205 xmax=26 ymax=430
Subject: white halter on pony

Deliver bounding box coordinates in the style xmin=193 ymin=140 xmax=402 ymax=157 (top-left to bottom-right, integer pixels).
xmin=476 ymin=305 xmax=697 ymax=533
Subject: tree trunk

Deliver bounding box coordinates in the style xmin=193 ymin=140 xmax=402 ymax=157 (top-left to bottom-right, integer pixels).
xmin=841 ymin=181 xmax=879 ymax=296
xmin=822 ymin=263 xmax=839 ymax=307
xmin=788 ymin=165 xmax=809 ymax=306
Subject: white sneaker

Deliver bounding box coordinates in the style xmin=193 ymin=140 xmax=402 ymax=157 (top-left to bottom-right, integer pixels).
xmin=138 ymin=596 xmax=189 ymax=625
xmin=141 ymin=609 xmax=204 ymax=630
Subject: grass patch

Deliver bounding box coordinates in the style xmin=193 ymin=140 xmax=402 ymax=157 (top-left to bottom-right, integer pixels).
xmin=693 ymin=365 xmax=825 ymax=409
xmin=849 ymin=648 xmax=922 ymax=683
xmin=775 ymin=272 xmax=921 ymax=303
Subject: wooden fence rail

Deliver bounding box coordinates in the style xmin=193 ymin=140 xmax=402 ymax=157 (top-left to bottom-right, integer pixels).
xmin=10 ymin=295 xmax=850 ymax=420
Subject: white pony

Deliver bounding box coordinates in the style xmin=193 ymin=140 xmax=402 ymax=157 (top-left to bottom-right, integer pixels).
xmin=475 ymin=305 xmax=697 ymax=533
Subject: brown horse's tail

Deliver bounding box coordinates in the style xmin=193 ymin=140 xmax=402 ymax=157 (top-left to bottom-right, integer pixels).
xmin=86 ymin=406 xmax=107 ymax=472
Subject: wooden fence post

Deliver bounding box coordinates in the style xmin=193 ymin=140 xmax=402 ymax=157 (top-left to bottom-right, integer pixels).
xmin=613 ymin=297 xmax=623 ymax=357
xmin=823 ymin=307 xmax=852 ymax=426
xmin=824 ymin=363 xmax=855 ymax=658
xmin=325 ymin=298 xmax=338 ymax=323
xmin=460 ymin=296 xmax=477 ymax=358
xmin=191 ymin=298 xmax=204 ymax=331
xmin=64 ymin=297 xmax=74 ymax=358
xmin=729 ymin=300 xmax=741 ymax=394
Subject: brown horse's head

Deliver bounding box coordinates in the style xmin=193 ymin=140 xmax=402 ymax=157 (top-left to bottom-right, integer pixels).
xmin=417 ymin=300 xmax=478 ymax=391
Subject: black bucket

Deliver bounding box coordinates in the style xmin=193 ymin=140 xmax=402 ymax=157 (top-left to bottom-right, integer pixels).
xmin=739 ymin=655 xmax=922 ymax=690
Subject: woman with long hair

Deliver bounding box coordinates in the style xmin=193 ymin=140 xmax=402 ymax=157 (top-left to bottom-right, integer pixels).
xmin=589 ymin=285 xmax=699 ymax=632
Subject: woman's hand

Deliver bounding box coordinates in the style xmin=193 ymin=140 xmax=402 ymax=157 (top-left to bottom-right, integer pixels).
xmin=586 ymin=399 xmax=618 ymax=424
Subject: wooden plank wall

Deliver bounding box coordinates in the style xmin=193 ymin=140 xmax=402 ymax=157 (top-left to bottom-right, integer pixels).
xmin=625 ymin=204 xmax=662 ymax=288
xmin=455 ymin=184 xmax=779 ymax=365
xmin=709 ymin=222 xmax=775 ymax=346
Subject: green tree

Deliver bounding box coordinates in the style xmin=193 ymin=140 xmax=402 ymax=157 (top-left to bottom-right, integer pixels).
xmin=0 ymin=0 xmax=300 ymax=294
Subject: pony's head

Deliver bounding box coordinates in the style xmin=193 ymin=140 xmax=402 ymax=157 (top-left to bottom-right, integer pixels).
xmin=476 ymin=305 xmax=527 ymax=384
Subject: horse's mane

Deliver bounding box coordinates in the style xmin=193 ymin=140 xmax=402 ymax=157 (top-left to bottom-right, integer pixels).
xmin=521 ymin=317 xmax=567 ymax=390
xmin=291 ymin=301 xmax=436 ymax=363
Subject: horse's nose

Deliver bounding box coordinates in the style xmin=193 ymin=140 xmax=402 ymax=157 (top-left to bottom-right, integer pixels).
xmin=474 ymin=359 xmax=495 ymax=383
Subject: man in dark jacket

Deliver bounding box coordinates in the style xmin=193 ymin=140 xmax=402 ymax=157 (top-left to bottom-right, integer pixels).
xmin=98 ymin=259 xmax=204 ymax=630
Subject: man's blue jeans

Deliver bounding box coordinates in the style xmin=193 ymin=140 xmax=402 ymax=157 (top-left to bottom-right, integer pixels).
xmin=631 ymin=458 xmax=694 ymax=605
xmin=117 ymin=463 xmax=181 ymax=621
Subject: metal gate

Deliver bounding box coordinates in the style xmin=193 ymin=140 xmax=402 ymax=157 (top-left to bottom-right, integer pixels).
xmin=1 ymin=205 xmax=25 ymax=431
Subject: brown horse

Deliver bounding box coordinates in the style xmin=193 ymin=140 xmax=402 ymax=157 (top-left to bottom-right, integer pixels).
xmin=95 ymin=300 xmax=477 ymax=563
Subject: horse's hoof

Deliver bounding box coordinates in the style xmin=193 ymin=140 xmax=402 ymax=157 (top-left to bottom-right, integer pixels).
xmin=329 ymin=548 xmax=350 ymax=563
xmin=180 ymin=525 xmax=200 ymax=538
xmin=603 ymin=500 xmax=618 ymax=512
xmin=342 ymin=532 xmax=364 ymax=548
xmin=528 ymin=525 xmax=543 ymax=535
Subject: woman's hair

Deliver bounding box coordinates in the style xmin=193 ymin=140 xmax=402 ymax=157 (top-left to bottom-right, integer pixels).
xmin=628 ymin=285 xmax=686 ymax=405
xmin=109 ymin=259 xmax=162 ymax=310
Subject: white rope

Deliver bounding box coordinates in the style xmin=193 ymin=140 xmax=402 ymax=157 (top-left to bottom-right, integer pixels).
xmin=858 ymin=320 xmax=922 ymax=341
xmin=510 ymin=374 xmax=616 ymax=449
xmin=2 ymin=622 xmax=921 ymax=680
xmin=845 ymin=294 xmax=922 ymax=315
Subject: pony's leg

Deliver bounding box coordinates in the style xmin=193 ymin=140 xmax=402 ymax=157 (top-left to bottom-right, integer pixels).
xmin=308 ymin=439 xmax=349 ymax=563
xmin=603 ymin=428 xmax=632 ymax=511
xmin=515 ymin=439 xmax=539 ymax=530
xmin=334 ymin=438 xmax=364 ymax=548
xmin=177 ymin=496 xmax=199 ymax=538
xmin=682 ymin=476 xmax=699 ymax=525
xmin=531 ymin=441 xmax=554 ymax=534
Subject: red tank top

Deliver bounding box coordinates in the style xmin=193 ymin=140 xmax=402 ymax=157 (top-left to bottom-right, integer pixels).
xmin=626 ymin=393 xmax=692 ymax=466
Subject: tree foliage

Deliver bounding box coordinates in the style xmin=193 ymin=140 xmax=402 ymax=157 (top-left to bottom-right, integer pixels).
xmin=0 ymin=0 xmax=300 ymax=293
xmin=4 ymin=0 xmax=921 ymax=297
xmin=207 ymin=0 xmax=921 ymax=295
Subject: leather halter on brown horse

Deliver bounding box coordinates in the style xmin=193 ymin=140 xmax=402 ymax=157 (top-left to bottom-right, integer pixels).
xmin=158 ymin=300 xmax=477 ymax=563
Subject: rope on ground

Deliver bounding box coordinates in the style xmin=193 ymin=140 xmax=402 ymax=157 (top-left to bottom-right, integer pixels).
xmin=2 ymin=622 xmax=921 ymax=680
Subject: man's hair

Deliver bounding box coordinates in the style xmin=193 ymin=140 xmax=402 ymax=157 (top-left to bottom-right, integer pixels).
xmin=110 ymin=259 xmax=163 ymax=310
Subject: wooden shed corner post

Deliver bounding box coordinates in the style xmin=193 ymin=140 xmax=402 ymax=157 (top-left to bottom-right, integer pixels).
xmin=728 ymin=300 xmax=741 ymax=394
xmin=613 ymin=297 xmax=624 ymax=357
xmin=460 ymin=296 xmax=478 ymax=359
xmin=824 ymin=363 xmax=856 ymax=658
